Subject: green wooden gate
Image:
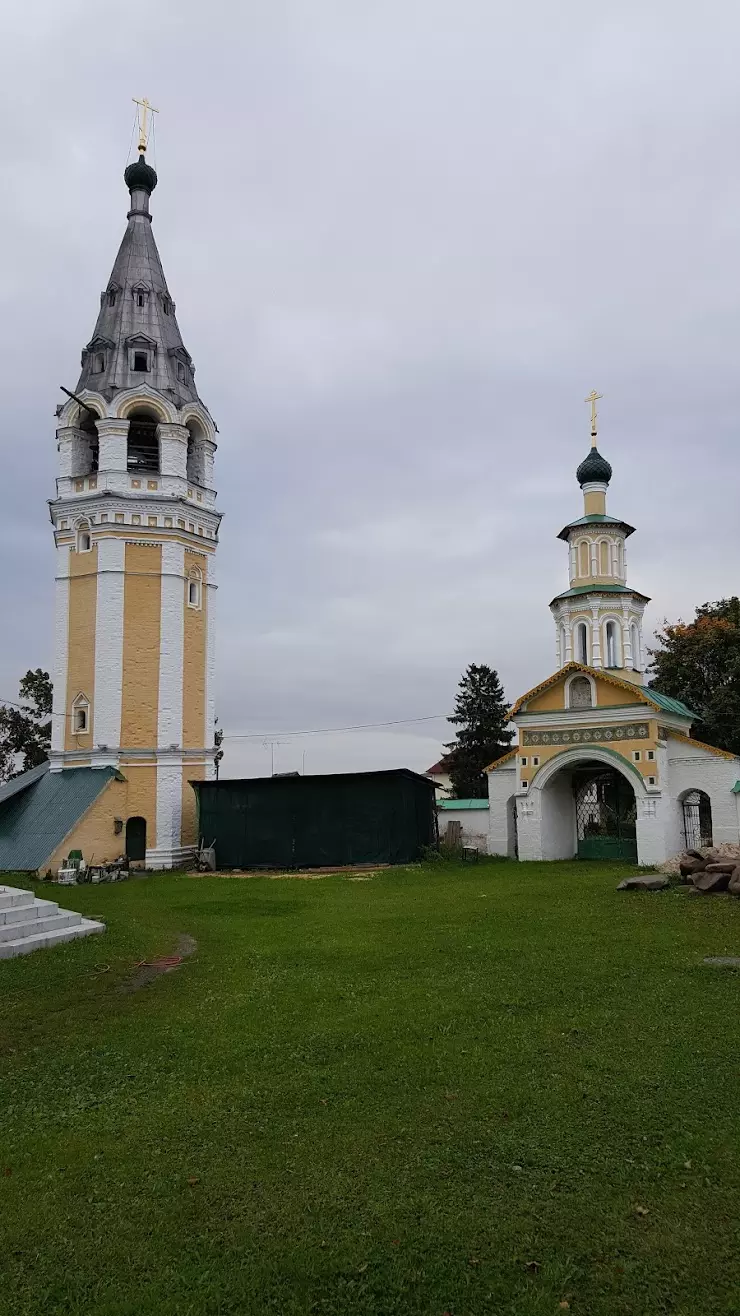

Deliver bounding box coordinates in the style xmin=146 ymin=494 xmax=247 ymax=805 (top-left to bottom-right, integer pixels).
xmin=574 ymin=768 xmax=637 ymax=861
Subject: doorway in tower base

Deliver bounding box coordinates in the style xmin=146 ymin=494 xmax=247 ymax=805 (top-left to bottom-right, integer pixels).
xmin=125 ymin=816 xmax=147 ymax=862
xmin=573 ymin=766 xmax=637 ymax=861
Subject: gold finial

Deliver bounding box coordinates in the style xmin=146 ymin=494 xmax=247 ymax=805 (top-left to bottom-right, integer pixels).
xmin=132 ymin=96 xmax=159 ymax=154
xmin=585 ymin=389 xmax=602 ymax=448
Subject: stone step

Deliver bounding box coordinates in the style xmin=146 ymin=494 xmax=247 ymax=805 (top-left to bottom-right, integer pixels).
xmin=0 ymin=919 xmax=105 ymax=960
xmin=0 ymin=910 xmax=81 ymax=944
xmin=0 ymin=899 xmax=59 ymax=926
xmin=0 ymin=888 xmax=35 ymax=911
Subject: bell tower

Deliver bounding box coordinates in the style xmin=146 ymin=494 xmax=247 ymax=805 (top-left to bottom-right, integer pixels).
xmin=549 ymin=393 xmax=648 ymax=683
xmin=49 ymin=136 xmax=221 ymax=867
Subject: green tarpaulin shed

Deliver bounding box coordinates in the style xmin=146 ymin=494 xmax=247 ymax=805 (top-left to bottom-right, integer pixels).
xmin=192 ymin=769 xmax=437 ymax=870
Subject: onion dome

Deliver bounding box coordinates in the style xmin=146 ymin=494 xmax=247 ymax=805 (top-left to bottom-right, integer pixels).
xmin=576 ymin=446 xmax=612 ymax=487
xmin=124 ymin=153 xmax=158 ymax=196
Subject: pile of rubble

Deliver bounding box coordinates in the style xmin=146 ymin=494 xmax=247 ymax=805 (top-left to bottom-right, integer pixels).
xmin=678 ymin=849 xmax=740 ymax=894
xmin=659 ymin=842 xmax=740 ymax=877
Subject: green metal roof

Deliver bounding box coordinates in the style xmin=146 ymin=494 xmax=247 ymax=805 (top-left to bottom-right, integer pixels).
xmin=644 ymin=689 xmax=696 ymax=719
xmin=557 ymin=514 xmax=635 ymax=541
xmin=0 ymin=763 xmax=118 ymax=872
xmin=550 ymin=583 xmax=650 ymax=603
xmin=437 ymin=798 xmax=489 ymax=810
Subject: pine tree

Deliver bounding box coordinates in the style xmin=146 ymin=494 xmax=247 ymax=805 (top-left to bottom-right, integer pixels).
xmin=445 ymin=663 xmax=513 ymax=799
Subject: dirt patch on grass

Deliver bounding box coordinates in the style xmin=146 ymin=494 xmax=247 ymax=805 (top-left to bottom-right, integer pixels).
xmin=192 ymin=865 xmax=389 ymax=881
xmin=120 ymin=933 xmax=197 ymax=994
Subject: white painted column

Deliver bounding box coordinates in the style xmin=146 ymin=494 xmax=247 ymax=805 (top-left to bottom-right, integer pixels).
xmin=205 ymin=553 xmax=217 ymax=777
xmin=50 ymin=545 xmax=71 ymax=762
xmin=590 ymin=607 xmax=602 ymax=668
xmin=155 ymin=543 xmax=185 ymax=858
xmin=622 ymin=604 xmax=633 ymax=670
xmin=93 ymin=538 xmax=125 ymax=761
xmin=96 ymin=419 xmax=128 ymax=474
xmin=590 ymin=541 xmax=598 ymax=576
xmin=158 ymin=423 xmax=188 ymax=479
xmin=564 ymin=618 xmax=573 ymax=664
xmin=569 ymin=543 xmax=577 ymax=584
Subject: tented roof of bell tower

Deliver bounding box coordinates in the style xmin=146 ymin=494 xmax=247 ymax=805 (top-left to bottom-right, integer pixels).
xmin=76 ymin=153 xmax=201 ymax=410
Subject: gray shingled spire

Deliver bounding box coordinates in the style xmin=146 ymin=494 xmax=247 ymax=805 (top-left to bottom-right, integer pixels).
xmin=77 ymin=154 xmax=200 ymax=407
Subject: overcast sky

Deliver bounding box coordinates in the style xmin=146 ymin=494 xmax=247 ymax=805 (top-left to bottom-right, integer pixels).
xmin=2 ymin=0 xmax=739 ymax=777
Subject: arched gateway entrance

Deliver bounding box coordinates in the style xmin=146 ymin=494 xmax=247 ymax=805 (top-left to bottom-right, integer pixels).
xmin=521 ymin=749 xmax=644 ymax=863
xmin=573 ymin=765 xmax=637 ymax=861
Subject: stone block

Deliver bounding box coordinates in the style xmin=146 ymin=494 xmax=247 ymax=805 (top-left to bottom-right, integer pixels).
xmin=693 ymin=869 xmax=731 ymax=893
xmin=728 ymin=866 xmax=740 ymax=896
xmin=617 ymin=875 xmax=670 ymax=891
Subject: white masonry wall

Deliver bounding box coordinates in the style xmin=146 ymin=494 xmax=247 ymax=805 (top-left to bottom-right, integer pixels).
xmin=487 ymin=763 xmax=518 ymax=857
xmin=437 ymin=805 xmax=489 ymax=851
xmin=665 ymin=736 xmax=740 ymax=853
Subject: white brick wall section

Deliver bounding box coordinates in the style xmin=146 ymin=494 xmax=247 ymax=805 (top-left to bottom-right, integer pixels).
xmin=95 ymin=420 xmax=128 ymax=473
xmin=155 ymin=760 xmax=183 ymax=859
xmin=158 ymin=424 xmax=189 ymax=478
xmin=487 ymin=764 xmax=518 ymax=856
xmin=205 ymin=554 xmax=217 ymax=777
xmin=51 ymin=545 xmax=70 ymax=756
xmin=666 ymin=737 xmax=740 ymax=851
xmin=158 ymin=542 xmax=185 ymax=748
xmin=93 ymin=538 xmax=125 ymax=755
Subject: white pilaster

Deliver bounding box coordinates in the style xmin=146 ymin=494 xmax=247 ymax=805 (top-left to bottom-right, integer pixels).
xmin=590 ymin=607 xmax=602 ymax=668
xmin=158 ymin=423 xmax=189 ymax=479
xmin=51 ymin=545 xmax=71 ymax=760
xmin=93 ymin=538 xmax=125 ymax=760
xmin=96 ymin=418 xmax=128 ymax=473
xmin=154 ymin=759 xmax=184 ymax=864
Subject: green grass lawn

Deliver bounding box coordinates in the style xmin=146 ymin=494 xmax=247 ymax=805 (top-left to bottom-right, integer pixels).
xmin=2 ymin=862 xmax=740 ymax=1316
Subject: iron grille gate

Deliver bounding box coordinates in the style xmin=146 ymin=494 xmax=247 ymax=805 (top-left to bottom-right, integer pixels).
xmin=682 ymin=791 xmax=713 ymax=851
xmin=574 ymin=767 xmax=637 ymax=861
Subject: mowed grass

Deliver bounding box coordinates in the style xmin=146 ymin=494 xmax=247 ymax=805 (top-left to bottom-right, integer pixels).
xmin=2 ymin=863 xmax=740 ymax=1316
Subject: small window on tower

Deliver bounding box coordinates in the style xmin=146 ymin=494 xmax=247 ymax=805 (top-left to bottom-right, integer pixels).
xmin=76 ymin=523 xmax=92 ymax=553
xmin=187 ymin=570 xmax=202 ymax=610
xmin=107 ymin=288 xmax=116 ymax=307
xmin=92 ymin=352 xmax=105 ymax=374
xmin=177 ymin=361 xmax=187 ymax=382
xmin=133 ymin=351 xmax=149 ymax=373
xmin=72 ymin=695 xmax=90 ymax=734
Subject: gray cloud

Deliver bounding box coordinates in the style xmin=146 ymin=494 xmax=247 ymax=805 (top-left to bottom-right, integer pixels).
xmin=1 ymin=0 xmax=738 ymax=778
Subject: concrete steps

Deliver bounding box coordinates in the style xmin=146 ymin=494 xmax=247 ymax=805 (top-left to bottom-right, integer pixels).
xmin=0 ymin=884 xmax=105 ymax=960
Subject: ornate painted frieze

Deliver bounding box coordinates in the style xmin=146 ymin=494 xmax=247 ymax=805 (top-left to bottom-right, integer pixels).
xmin=522 ymin=722 xmax=650 ymax=747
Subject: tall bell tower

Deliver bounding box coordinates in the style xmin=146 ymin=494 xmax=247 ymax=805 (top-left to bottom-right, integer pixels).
xmin=549 ymin=392 xmax=649 ymax=683
xmin=49 ymin=132 xmax=221 ymax=867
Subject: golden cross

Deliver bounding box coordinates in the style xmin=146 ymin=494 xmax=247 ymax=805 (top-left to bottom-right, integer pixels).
xmin=585 ymin=389 xmax=602 ymax=446
xmin=132 ymin=96 xmax=159 ymax=153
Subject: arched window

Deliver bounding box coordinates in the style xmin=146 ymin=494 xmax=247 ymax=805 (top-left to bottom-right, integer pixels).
xmin=575 ymin=621 xmax=589 ymax=665
xmin=76 ymin=521 xmax=92 ymax=553
xmin=186 ymin=419 xmax=206 ymax=485
xmin=127 ymin=410 xmax=160 ymax=473
xmin=631 ymin=623 xmax=641 ymax=671
xmin=599 ymin=540 xmax=610 ymax=574
xmin=578 ymin=541 xmax=589 ymax=577
xmin=682 ymin=790 xmax=712 ymax=850
xmin=187 ymin=567 xmax=202 ymax=610
xmin=604 ymin=619 xmax=622 ymax=668
xmin=569 ymin=675 xmax=593 ymax=709
xmin=77 ymin=409 xmax=99 ymax=475
xmin=617 ymin=540 xmax=624 ymax=576
xmin=107 ymin=286 xmax=117 ymax=307
xmin=72 ymin=693 xmax=90 ymax=733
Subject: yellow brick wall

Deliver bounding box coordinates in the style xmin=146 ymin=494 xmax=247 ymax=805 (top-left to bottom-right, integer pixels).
xmin=583 ymin=490 xmax=607 ymax=515
xmin=44 ymin=776 xmax=128 ymax=873
xmin=182 ymin=550 xmax=206 ymax=749
xmin=520 ymin=729 xmax=660 ymax=788
xmin=120 ymin=544 xmax=162 ymax=748
xmin=118 ymin=763 xmax=158 ymax=850
xmin=526 ymin=672 xmax=646 ymax=713
xmin=65 ymin=546 xmax=98 ymax=750
xmin=182 ymin=764 xmax=205 ymax=848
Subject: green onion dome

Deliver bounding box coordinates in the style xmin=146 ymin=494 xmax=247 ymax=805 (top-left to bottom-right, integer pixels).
xmin=124 ymin=154 xmax=158 ymax=196
xmin=576 ymin=447 xmax=612 ymax=487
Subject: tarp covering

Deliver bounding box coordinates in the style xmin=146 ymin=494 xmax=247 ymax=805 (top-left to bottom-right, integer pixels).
xmin=193 ymin=769 xmax=437 ymax=869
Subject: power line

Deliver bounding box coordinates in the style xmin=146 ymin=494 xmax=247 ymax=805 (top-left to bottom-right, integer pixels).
xmin=222 ymin=714 xmax=451 ymax=741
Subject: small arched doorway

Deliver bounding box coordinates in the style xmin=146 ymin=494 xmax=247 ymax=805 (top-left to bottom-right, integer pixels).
xmin=682 ymin=790 xmax=713 ymax=851
xmin=573 ymin=764 xmax=637 ymax=861
xmin=125 ymin=816 xmax=147 ymax=862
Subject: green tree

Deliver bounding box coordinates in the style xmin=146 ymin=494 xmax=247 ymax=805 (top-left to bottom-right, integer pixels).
xmin=648 ymin=598 xmax=740 ymax=755
xmin=445 ymin=663 xmax=513 ymax=799
xmin=0 ymin=669 xmax=53 ymax=782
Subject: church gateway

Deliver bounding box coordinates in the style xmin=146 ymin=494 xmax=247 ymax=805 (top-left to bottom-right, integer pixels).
xmin=486 ymin=399 xmax=740 ymax=866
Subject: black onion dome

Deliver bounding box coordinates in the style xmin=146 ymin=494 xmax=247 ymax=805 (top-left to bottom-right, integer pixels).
xmin=124 ymin=153 xmax=158 ymax=195
xmin=576 ymin=446 xmax=612 ymax=486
